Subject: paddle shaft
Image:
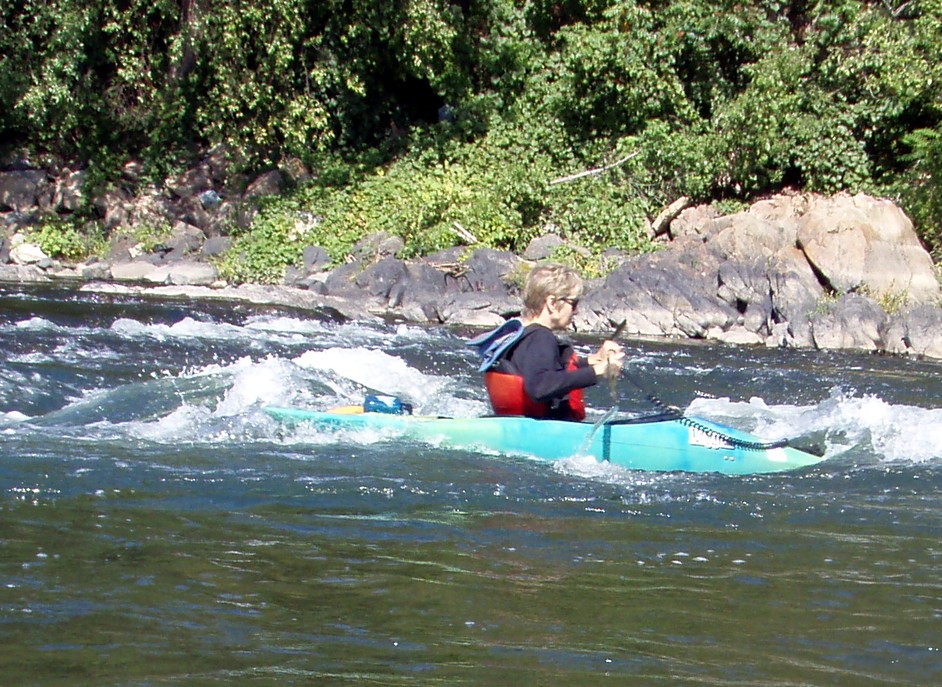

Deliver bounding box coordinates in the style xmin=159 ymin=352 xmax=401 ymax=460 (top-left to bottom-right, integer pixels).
xmin=580 ymin=320 xmax=627 ymax=453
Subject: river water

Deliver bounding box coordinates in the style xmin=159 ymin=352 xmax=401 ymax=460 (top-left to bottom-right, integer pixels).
xmin=1 ymin=283 xmax=940 ymax=686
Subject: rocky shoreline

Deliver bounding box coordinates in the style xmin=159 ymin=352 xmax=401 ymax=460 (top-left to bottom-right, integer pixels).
xmin=2 ymin=168 xmax=941 ymax=360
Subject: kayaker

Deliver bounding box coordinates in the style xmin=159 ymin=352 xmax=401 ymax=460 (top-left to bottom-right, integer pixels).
xmin=468 ymin=263 xmax=624 ymax=421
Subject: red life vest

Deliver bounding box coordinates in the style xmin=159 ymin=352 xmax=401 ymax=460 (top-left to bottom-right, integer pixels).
xmin=483 ymin=353 xmax=586 ymax=421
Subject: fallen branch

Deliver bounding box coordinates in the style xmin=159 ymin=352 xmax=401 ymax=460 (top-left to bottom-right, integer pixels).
xmin=650 ymin=196 xmax=691 ymax=238
xmin=883 ymin=0 xmax=912 ymax=18
xmin=450 ymin=221 xmax=479 ymax=244
xmin=549 ymin=151 xmax=640 ymax=186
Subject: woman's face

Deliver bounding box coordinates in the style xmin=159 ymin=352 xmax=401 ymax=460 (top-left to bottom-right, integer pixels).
xmin=547 ymin=293 xmax=579 ymax=330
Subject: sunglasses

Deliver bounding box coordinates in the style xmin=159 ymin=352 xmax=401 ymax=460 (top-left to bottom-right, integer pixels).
xmin=557 ymin=296 xmax=580 ymax=309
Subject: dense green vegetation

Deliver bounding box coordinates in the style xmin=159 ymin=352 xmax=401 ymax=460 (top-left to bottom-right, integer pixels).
xmin=2 ymin=1 xmax=941 ymax=282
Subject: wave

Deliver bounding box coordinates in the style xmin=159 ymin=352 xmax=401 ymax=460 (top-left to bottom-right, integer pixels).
xmin=687 ymin=388 xmax=942 ymax=464
xmin=5 ymin=307 xmax=940 ymax=470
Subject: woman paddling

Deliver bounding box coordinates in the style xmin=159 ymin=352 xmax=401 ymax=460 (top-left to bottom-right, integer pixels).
xmin=468 ymin=263 xmax=624 ymax=421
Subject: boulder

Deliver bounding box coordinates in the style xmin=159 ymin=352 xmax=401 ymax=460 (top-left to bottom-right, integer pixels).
xmin=161 ymin=261 xmax=218 ymax=286
xmin=810 ymin=293 xmax=886 ymax=352
xmin=0 ymin=170 xmax=47 ymax=213
xmin=716 ymin=259 xmax=774 ymax=335
xmin=323 ymin=261 xmax=365 ymax=296
xmin=458 ymin=248 xmax=523 ymax=294
xmin=165 ymin=165 xmax=213 ymax=199
xmin=201 ymin=236 xmax=232 ymax=258
xmin=160 ymin=221 xmax=205 ymax=260
xmin=354 ymin=257 xmax=409 ymax=299
xmin=669 ymin=204 xmax=721 ymax=241
xmin=797 ymin=193 xmax=940 ymax=303
xmin=388 ymin=261 xmax=452 ymax=311
xmin=52 ymin=170 xmax=85 ymax=212
xmin=242 ymin=170 xmax=284 ymax=200
xmin=439 ymin=290 xmax=518 ymax=327
xmin=883 ymin=305 xmax=942 ymax=359
xmin=767 ymin=247 xmax=825 ymax=348
xmin=712 ymin=211 xmax=797 ymax=261
xmin=350 ymin=231 xmax=405 ymax=261
xmin=0 ymin=263 xmax=49 ymax=282
xmin=302 ymin=245 xmax=331 ymax=273
xmin=523 ymin=233 xmax=565 ymax=260
xmin=111 ymin=261 xmax=165 ymax=282
xmin=79 ymin=260 xmax=112 ymax=281
xmin=94 ymin=187 xmax=134 ymax=230
xmin=9 ymin=233 xmax=50 ymax=266
xmin=583 ymin=246 xmax=738 ymax=338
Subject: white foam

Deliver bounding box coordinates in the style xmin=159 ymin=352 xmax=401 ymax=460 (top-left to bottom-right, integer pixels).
xmin=1 ymin=410 xmax=30 ymax=425
xmin=110 ymin=316 xmax=244 ymax=342
xmin=214 ymin=357 xmax=304 ymax=416
xmin=293 ymin=347 xmax=446 ymax=405
xmin=688 ymin=388 xmax=942 ymax=464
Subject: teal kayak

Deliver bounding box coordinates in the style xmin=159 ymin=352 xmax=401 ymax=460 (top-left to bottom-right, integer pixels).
xmin=263 ymin=406 xmax=825 ymax=475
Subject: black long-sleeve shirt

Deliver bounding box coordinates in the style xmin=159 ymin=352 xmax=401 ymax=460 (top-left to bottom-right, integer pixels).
xmin=499 ymin=323 xmax=598 ymax=406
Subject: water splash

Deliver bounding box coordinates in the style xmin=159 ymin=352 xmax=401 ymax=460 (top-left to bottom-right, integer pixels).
xmin=687 ymin=387 xmax=942 ymax=465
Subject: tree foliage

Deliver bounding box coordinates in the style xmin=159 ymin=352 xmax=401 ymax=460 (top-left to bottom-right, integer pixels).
xmin=3 ymin=0 xmax=942 ymax=280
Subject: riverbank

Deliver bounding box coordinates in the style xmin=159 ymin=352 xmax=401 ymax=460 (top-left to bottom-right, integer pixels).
xmin=3 ymin=190 xmax=941 ymax=361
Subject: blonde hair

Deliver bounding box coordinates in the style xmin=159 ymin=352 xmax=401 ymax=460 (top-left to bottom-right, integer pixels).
xmin=522 ymin=263 xmax=583 ymax=317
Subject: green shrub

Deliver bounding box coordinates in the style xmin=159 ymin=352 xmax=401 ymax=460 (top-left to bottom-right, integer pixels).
xmin=27 ymin=220 xmax=102 ymax=262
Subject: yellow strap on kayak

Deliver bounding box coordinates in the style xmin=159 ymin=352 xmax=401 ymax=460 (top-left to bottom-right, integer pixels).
xmin=328 ymin=404 xmax=365 ymax=415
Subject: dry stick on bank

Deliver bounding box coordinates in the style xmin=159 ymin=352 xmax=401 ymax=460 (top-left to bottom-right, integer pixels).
xmin=548 ymin=152 xmax=640 ymax=186
xmin=648 ymin=196 xmax=692 ymax=238
xmin=450 ymin=221 xmax=479 ymax=244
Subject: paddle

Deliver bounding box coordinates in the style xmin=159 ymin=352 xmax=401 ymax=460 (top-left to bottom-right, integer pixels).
xmin=579 ymin=319 xmax=626 ymax=454
xmin=576 ymin=322 xmax=823 ymax=457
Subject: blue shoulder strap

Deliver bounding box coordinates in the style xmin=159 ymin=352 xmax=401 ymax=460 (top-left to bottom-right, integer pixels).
xmin=465 ymin=318 xmax=525 ymax=372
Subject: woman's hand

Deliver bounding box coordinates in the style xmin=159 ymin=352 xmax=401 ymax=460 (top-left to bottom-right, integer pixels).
xmin=588 ymin=340 xmax=625 ymax=378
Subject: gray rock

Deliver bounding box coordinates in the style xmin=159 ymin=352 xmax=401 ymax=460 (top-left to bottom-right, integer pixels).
xmin=523 ymin=234 xmax=565 ymax=260
xmin=9 ymin=234 xmax=49 ymax=265
xmin=717 ymin=259 xmax=773 ymax=335
xmin=386 ymin=261 xmax=453 ymax=311
xmin=577 ymin=247 xmax=738 ymax=339
xmin=810 ymin=293 xmax=886 ymax=352
xmin=351 ymin=231 xmax=405 ymax=260
xmin=164 ymin=261 xmax=218 ymax=286
xmin=201 ymin=236 xmax=232 ymax=258
xmin=297 ymin=276 xmax=328 ymax=294
xmin=354 ymin=257 xmax=409 ymax=299
xmin=883 ymin=305 xmax=942 ymax=358
xmin=768 ymin=247 xmax=825 ymax=348
xmin=0 ymin=170 xmax=48 ymax=213
xmin=166 ymin=165 xmax=212 ymax=199
xmin=80 ymin=261 xmax=112 ymax=280
xmin=52 ymin=170 xmax=85 ymax=212
xmin=283 ymin=265 xmax=307 ymax=287
xmin=324 ymin=261 xmax=364 ymax=295
xmin=94 ymin=187 xmax=134 ymax=230
xmin=161 ymin=221 xmax=205 ymax=259
xmin=459 ymin=248 xmax=522 ymax=294
xmin=242 ymin=170 xmax=284 ymax=200
xmin=798 ymin=193 xmax=940 ymax=303
xmin=111 ymin=261 xmax=164 ymax=282
xmin=302 ymin=245 xmax=331 ymax=272
xmin=198 ymin=189 xmax=222 ymax=209
xmin=0 ymin=263 xmax=50 ymax=282
xmin=439 ymin=290 xmax=518 ymax=326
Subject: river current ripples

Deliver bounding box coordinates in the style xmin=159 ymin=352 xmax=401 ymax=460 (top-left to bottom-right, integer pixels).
xmin=1 ymin=283 xmax=940 ymax=686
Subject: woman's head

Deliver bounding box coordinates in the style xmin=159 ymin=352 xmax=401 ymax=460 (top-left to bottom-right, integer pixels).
xmin=522 ymin=263 xmax=583 ymax=319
